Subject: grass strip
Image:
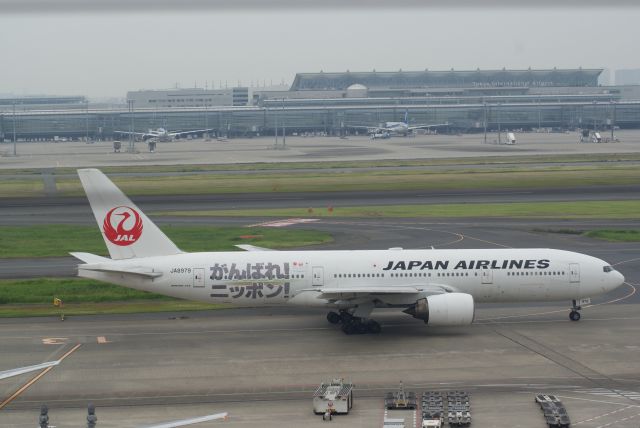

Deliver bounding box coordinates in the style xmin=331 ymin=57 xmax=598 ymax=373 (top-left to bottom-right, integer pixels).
xmin=583 ymin=229 xmax=640 ymax=242
xmin=53 ymin=166 xmax=640 ymax=197
xmin=2 ymin=153 xmax=640 ymax=176
xmin=3 ymin=164 xmax=640 ymax=198
xmin=162 ymin=200 xmax=640 ymax=220
xmin=0 ymin=301 xmax=227 ymax=318
xmin=0 ymin=225 xmax=333 ymax=258
xmin=0 ymin=277 xmax=170 ymax=304
xmin=0 ymin=277 xmax=227 ymax=317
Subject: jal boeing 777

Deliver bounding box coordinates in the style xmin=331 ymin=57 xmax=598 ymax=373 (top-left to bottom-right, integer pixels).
xmin=72 ymin=169 xmax=625 ymax=334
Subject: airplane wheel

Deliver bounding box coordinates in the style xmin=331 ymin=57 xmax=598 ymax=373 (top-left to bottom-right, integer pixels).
xmin=342 ymin=322 xmax=356 ymax=335
xmin=339 ymin=311 xmax=353 ymax=324
xmin=569 ymin=310 xmax=581 ymax=321
xmin=366 ymin=320 xmax=381 ymax=334
xmin=327 ymin=312 xmax=341 ymax=324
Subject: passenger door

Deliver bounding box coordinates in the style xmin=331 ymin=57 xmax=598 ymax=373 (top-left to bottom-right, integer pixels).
xmin=193 ymin=268 xmax=205 ymax=288
xmin=569 ymin=263 xmax=580 ymax=283
xmin=312 ymin=266 xmax=324 ymax=287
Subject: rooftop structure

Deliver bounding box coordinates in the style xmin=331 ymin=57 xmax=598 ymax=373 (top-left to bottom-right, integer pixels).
xmin=290 ymin=68 xmax=603 ymax=91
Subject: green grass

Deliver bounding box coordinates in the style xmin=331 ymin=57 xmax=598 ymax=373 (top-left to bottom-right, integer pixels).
xmin=162 ymin=200 xmax=640 ymax=220
xmin=0 ymin=278 xmax=169 ymax=304
xmin=52 ymin=166 xmax=640 ymax=197
xmin=0 ymin=179 xmax=44 ymax=197
xmin=0 ymin=225 xmax=333 ymax=258
xmin=2 ymin=152 xmax=640 ymax=176
xmin=3 ymin=163 xmax=640 ymax=198
xmin=584 ymin=229 xmax=640 ymax=242
xmin=0 ymin=277 xmax=228 ymax=317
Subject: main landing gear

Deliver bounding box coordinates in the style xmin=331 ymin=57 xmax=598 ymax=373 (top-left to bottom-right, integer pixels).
xmin=326 ymin=310 xmax=381 ymax=335
xmin=569 ymin=299 xmax=581 ymax=322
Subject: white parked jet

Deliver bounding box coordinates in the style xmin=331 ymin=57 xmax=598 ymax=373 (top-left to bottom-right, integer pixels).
xmin=73 ymin=169 xmax=625 ymax=334
xmin=352 ymin=111 xmax=448 ymax=137
xmin=114 ymin=128 xmax=213 ymax=142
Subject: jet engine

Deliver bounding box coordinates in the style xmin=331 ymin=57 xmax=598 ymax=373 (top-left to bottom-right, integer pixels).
xmin=403 ymin=293 xmax=475 ymax=326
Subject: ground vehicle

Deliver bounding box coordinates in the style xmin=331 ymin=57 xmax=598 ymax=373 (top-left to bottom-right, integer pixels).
xmin=313 ymin=378 xmax=354 ymax=419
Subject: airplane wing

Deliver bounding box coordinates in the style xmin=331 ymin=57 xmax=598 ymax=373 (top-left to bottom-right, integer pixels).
xmin=406 ymin=123 xmax=449 ymax=130
xmin=0 ymin=360 xmax=60 ymax=380
xmin=303 ymin=284 xmax=454 ymax=300
xmin=140 ymin=412 xmax=228 ymax=428
xmin=114 ymin=130 xmax=153 ymax=139
xmin=235 ymin=244 xmax=276 ymax=251
xmin=168 ymin=129 xmax=214 ymax=138
xmin=346 ymin=124 xmax=383 ymax=132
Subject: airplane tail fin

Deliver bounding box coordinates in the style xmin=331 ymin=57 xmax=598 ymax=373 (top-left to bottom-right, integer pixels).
xmin=77 ymin=169 xmax=182 ymax=260
xmin=404 ymin=110 xmax=409 ymax=124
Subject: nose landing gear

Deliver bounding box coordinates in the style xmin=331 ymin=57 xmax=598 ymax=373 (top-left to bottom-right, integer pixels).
xmin=326 ymin=310 xmax=381 ymax=334
xmin=569 ymin=300 xmax=581 ymax=321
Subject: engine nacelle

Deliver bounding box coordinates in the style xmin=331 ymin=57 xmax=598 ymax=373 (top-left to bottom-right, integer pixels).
xmin=403 ymin=293 xmax=475 ymax=326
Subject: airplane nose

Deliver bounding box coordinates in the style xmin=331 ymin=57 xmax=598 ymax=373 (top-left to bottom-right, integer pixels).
xmin=612 ymin=271 xmax=625 ymax=290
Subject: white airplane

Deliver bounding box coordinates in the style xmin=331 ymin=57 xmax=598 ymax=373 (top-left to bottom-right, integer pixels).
xmin=352 ymin=111 xmax=448 ymax=137
xmin=114 ymin=128 xmax=214 ymax=142
xmin=0 ymin=360 xmax=60 ymax=380
xmin=72 ymin=169 xmax=625 ymax=334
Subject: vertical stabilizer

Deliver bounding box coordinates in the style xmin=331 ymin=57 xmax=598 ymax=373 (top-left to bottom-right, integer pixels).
xmin=77 ymin=169 xmax=182 ymax=260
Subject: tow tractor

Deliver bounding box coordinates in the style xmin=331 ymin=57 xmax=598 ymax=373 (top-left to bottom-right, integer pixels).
xmin=313 ymin=378 xmax=354 ymax=421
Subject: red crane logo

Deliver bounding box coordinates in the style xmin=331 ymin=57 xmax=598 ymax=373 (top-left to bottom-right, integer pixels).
xmin=103 ymin=206 xmax=143 ymax=246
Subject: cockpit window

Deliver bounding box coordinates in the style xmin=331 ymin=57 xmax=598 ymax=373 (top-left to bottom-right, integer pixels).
xmin=603 ymin=266 xmax=613 ymax=273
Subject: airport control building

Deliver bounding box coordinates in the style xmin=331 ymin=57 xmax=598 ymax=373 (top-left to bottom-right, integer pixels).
xmin=2 ymin=68 xmax=640 ymax=141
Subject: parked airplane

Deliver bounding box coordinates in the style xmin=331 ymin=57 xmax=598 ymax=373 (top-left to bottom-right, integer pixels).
xmin=352 ymin=111 xmax=448 ymax=137
xmin=73 ymin=169 xmax=625 ymax=334
xmin=114 ymin=128 xmax=214 ymax=142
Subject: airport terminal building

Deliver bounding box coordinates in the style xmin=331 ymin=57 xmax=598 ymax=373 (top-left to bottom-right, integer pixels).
xmin=2 ymin=68 xmax=640 ymax=141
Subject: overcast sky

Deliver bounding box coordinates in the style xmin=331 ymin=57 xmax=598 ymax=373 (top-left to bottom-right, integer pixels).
xmin=1 ymin=6 xmax=639 ymax=99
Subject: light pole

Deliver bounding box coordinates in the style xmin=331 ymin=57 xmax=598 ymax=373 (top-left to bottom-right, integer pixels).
xmin=12 ymin=101 xmax=17 ymax=156
xmin=127 ymin=99 xmax=135 ymax=153
xmin=497 ymin=104 xmax=501 ymax=144
xmin=483 ymin=101 xmax=487 ymax=144
xmin=274 ymin=105 xmax=279 ymax=148
xmin=611 ymin=101 xmax=616 ymax=141
xmin=281 ymin=98 xmax=285 ymax=147
xmin=85 ymin=100 xmax=89 ymax=142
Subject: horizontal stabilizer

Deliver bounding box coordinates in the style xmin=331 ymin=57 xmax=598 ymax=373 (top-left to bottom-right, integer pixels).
xmin=0 ymin=360 xmax=60 ymax=380
xmin=235 ymin=244 xmax=276 ymax=252
xmin=70 ymin=252 xmax=110 ymax=263
xmin=79 ymin=263 xmax=163 ymax=278
xmin=141 ymin=412 xmax=228 ymax=428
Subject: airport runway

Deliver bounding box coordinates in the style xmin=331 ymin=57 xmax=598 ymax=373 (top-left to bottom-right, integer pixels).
xmin=2 ymin=135 xmax=640 ymax=426
xmin=1 ymin=215 xmax=639 ymax=427
xmin=2 ymin=184 xmax=640 ymax=221
xmin=2 ymin=130 xmax=640 ymax=170
xmin=1 ymin=301 xmax=639 ymax=427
